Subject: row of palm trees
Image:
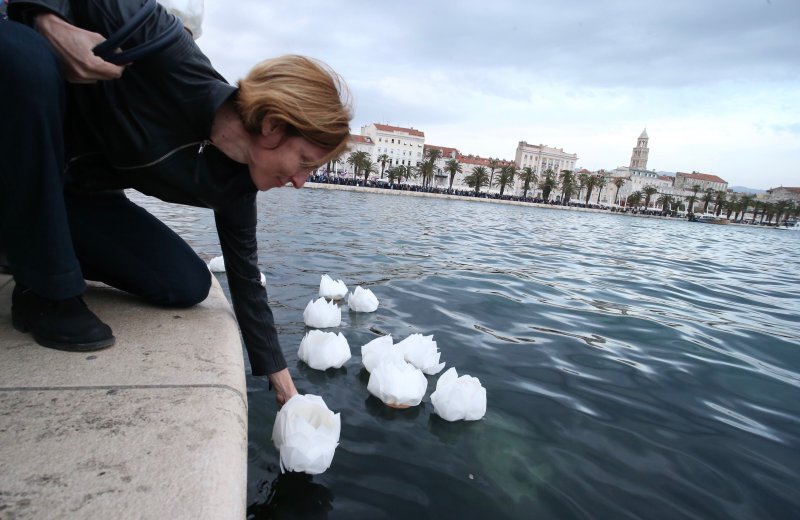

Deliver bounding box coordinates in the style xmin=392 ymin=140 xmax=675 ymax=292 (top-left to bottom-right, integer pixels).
xmin=338 ymin=152 xmax=798 ymax=225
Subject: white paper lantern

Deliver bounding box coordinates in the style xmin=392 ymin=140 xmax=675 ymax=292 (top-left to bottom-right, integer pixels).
xmin=360 ymin=334 xmax=394 ymax=373
xmin=430 ymin=367 xmax=486 ymax=421
xmin=319 ymin=274 xmax=348 ymax=300
xmin=298 ymin=330 xmax=351 ymax=370
xmin=303 ymin=297 xmax=342 ymax=328
xmin=207 ymin=255 xmax=225 ymax=272
xmin=347 ymin=286 xmax=379 ymax=312
xmin=396 ymin=333 xmax=445 ymax=375
xmin=367 ymin=349 xmax=428 ymax=408
xmin=272 ymin=394 xmax=341 ymax=474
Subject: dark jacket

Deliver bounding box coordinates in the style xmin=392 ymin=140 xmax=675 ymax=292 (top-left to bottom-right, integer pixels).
xmin=9 ymin=0 xmax=286 ymax=376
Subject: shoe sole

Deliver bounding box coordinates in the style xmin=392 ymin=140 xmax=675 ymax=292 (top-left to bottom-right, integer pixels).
xmin=12 ymin=316 xmax=116 ymax=352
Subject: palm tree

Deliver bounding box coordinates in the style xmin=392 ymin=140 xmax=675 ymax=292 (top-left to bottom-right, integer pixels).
xmin=443 ymin=158 xmax=462 ymax=191
xmin=487 ymin=158 xmax=501 ymax=189
xmin=594 ymin=176 xmax=607 ymax=205
xmin=656 ymin=193 xmax=675 ymax=213
xmin=464 ymin=165 xmax=490 ymax=195
xmin=346 ymin=150 xmax=370 ymax=181
xmin=386 ymin=166 xmax=401 ymax=185
xmin=627 ymin=190 xmax=643 ymax=209
xmin=612 ymin=178 xmax=626 ymax=206
xmin=584 ymin=176 xmax=598 ymax=205
xmin=686 ymin=194 xmax=698 ymax=214
xmin=494 ymin=165 xmax=516 ymax=196
xmin=773 ymin=199 xmax=792 ymax=225
xmin=577 ymin=173 xmax=590 ymax=202
xmin=724 ymin=194 xmax=739 ymax=219
xmin=539 ymin=169 xmax=558 ymax=201
xmin=558 ymin=170 xmax=576 ymax=203
xmin=376 ymin=153 xmax=390 ymax=179
xmin=738 ymin=194 xmax=755 ymax=222
xmin=642 ymin=186 xmax=659 ymax=210
xmin=362 ymin=162 xmax=378 ymax=184
xmin=713 ymin=190 xmax=727 ymax=216
xmin=519 ymin=167 xmax=538 ymax=198
xmin=420 ymin=148 xmax=443 ymax=188
xmin=417 ymin=160 xmax=434 ymax=188
xmin=701 ymin=188 xmax=715 ymax=214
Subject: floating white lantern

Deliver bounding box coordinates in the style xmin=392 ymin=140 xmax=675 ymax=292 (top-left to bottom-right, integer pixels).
xmin=259 ymin=272 xmax=266 ymax=287
xmin=360 ymin=334 xmax=394 ymax=373
xmin=207 ymin=255 xmax=225 ymax=272
xmin=319 ymin=274 xmax=348 ymax=300
xmin=298 ymin=330 xmax=351 ymax=370
xmin=272 ymin=394 xmax=341 ymax=474
xmin=396 ymin=333 xmax=445 ymax=375
xmin=430 ymin=367 xmax=486 ymax=421
xmin=367 ymin=349 xmax=428 ymax=408
xmin=347 ymin=286 xmax=379 ymax=312
xmin=303 ymin=297 xmax=342 ymax=328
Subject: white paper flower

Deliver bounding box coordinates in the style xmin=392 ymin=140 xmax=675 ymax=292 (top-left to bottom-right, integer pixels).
xmin=207 ymin=255 xmax=225 ymax=272
xmin=259 ymin=272 xmax=266 ymax=287
xmin=360 ymin=334 xmax=394 ymax=373
xmin=319 ymin=274 xmax=348 ymax=300
xmin=396 ymin=333 xmax=445 ymax=375
xmin=272 ymin=394 xmax=341 ymax=474
xmin=348 ymin=286 xmax=379 ymax=312
xmin=298 ymin=330 xmax=351 ymax=370
xmin=303 ymin=297 xmax=342 ymax=328
xmin=430 ymin=367 xmax=486 ymax=421
xmin=367 ymin=349 xmax=428 ymax=408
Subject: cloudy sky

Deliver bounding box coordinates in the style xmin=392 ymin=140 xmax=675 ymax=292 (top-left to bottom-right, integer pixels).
xmin=196 ymin=0 xmax=798 ymax=189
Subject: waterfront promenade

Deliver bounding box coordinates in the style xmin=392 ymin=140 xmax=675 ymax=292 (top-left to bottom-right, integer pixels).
xmin=0 ymin=274 xmax=247 ymax=519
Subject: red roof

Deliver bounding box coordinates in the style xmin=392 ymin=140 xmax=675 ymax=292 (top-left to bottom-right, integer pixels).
xmin=456 ymin=154 xmax=513 ymax=168
xmin=677 ymin=172 xmax=727 ymax=184
xmin=373 ymin=124 xmax=425 ymax=137
xmin=424 ymin=144 xmax=459 ymax=157
xmin=350 ymin=134 xmax=374 ymax=144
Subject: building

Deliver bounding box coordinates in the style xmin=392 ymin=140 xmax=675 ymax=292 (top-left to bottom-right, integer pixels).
xmin=360 ymin=123 xmax=425 ymax=170
xmin=674 ymin=172 xmax=728 ymax=193
xmin=629 ymin=129 xmax=649 ymax=170
xmin=766 ymin=186 xmax=800 ymax=203
xmin=334 ymin=134 xmax=375 ymax=177
xmin=514 ymin=142 xmax=578 ymax=175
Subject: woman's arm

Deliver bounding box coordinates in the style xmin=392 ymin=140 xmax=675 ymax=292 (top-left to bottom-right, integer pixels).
xmin=214 ymin=195 xmax=297 ymax=406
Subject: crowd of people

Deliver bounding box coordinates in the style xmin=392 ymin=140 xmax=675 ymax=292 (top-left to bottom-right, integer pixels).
xmin=307 ymin=172 xmax=687 ymax=218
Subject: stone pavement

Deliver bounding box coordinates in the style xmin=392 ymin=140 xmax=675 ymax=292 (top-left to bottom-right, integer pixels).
xmin=0 ymin=274 xmax=247 ymax=519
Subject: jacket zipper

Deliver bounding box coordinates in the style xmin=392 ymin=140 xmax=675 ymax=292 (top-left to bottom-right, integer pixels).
xmin=109 ymin=140 xmax=211 ymax=171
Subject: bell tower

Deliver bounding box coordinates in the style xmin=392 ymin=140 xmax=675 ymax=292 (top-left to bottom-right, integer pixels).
xmin=629 ymin=128 xmax=649 ymax=170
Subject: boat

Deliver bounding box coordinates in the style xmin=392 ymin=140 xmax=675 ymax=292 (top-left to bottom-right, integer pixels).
xmin=690 ymin=213 xmax=729 ymax=224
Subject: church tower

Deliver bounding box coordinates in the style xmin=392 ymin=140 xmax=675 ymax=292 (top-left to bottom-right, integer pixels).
xmin=629 ymin=128 xmax=649 ymax=170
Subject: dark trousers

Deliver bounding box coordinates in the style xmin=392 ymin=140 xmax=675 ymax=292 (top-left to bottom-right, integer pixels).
xmin=0 ymin=20 xmax=210 ymax=306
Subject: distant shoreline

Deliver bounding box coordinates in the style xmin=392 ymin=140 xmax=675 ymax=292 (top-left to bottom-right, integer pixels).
xmin=304 ymin=182 xmax=687 ymax=222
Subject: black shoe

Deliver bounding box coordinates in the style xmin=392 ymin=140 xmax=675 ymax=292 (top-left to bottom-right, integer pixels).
xmin=11 ymin=284 xmax=116 ymax=351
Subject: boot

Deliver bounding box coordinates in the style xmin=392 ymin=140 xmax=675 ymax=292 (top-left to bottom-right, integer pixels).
xmin=11 ymin=283 xmax=115 ymax=351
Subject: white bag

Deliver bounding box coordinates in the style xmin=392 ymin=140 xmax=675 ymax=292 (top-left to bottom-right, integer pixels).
xmin=159 ymin=0 xmax=204 ymax=39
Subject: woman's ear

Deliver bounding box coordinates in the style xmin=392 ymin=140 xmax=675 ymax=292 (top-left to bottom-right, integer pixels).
xmin=260 ymin=117 xmax=287 ymax=149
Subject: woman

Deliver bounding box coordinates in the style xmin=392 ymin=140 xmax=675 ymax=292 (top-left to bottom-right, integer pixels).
xmin=1 ymin=0 xmax=352 ymax=405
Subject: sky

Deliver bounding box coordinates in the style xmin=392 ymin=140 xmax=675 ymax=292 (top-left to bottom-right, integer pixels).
xmin=195 ymin=0 xmax=799 ymax=190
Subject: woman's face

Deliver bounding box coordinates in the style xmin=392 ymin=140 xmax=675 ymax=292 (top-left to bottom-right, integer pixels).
xmin=248 ymin=133 xmax=329 ymax=191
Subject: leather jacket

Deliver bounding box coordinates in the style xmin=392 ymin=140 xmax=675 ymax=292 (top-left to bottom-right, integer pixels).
xmin=9 ymin=0 xmax=287 ymax=376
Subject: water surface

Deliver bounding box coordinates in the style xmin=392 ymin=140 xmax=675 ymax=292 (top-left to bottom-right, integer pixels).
xmin=133 ymin=188 xmax=800 ymax=519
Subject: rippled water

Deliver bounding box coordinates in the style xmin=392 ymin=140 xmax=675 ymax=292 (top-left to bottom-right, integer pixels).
xmin=132 ymin=188 xmax=800 ymax=519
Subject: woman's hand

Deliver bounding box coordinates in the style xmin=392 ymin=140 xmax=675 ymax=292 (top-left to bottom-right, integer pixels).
xmin=35 ymin=13 xmax=125 ymax=83
xmin=267 ymin=368 xmax=299 ymax=408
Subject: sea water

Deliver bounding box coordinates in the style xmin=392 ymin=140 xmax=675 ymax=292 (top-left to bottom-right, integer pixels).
xmin=133 ymin=188 xmax=800 ymax=519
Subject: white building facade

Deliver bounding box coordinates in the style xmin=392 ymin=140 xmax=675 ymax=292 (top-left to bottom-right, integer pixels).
xmin=360 ymin=123 xmax=425 ymax=170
